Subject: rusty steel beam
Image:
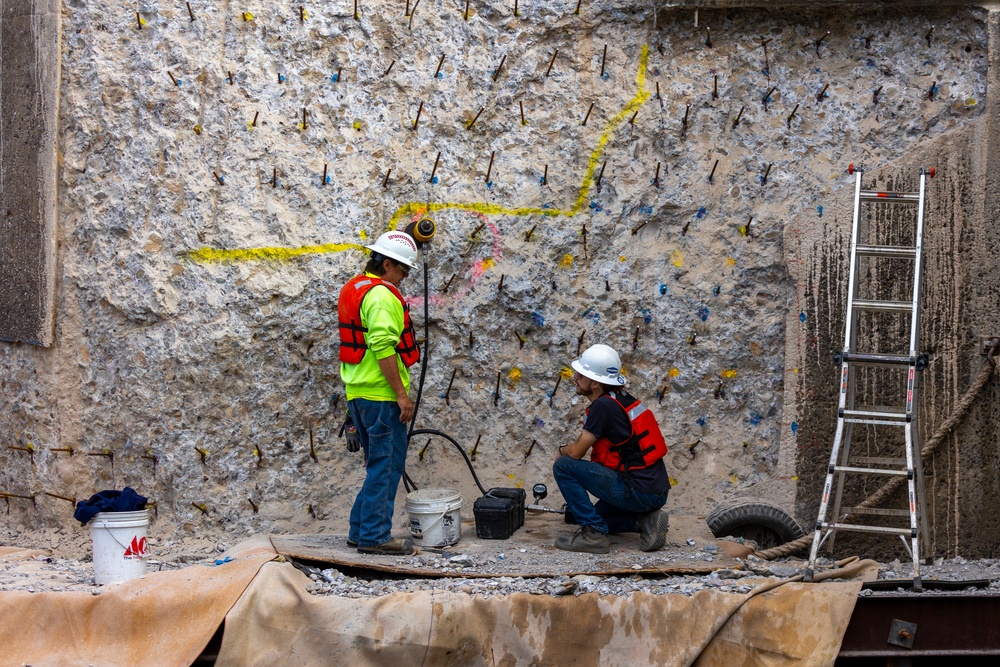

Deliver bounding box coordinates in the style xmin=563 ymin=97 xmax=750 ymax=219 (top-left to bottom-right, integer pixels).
xmin=840 ymin=593 xmax=1000 ymax=658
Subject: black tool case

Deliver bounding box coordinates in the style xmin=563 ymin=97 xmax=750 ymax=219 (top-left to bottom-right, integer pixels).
xmin=473 ymin=487 xmax=527 ymax=539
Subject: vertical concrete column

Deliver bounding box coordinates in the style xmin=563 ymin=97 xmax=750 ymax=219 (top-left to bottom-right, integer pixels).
xmin=0 ymin=0 xmax=60 ymax=346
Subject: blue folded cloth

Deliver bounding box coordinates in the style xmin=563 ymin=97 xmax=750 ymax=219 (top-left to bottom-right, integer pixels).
xmin=74 ymin=487 xmax=148 ymax=526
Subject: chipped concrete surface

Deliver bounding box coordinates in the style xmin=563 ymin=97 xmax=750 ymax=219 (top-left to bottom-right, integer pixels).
xmin=0 ymin=2 xmax=999 ymax=562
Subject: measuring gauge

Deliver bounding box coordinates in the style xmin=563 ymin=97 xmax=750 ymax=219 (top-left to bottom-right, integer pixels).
xmin=532 ymin=483 xmax=548 ymax=502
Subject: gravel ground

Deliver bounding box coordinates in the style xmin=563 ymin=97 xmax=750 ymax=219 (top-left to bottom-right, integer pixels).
xmin=4 ymin=517 xmax=1000 ymax=598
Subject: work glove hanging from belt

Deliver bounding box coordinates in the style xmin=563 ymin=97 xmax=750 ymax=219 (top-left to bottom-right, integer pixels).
xmin=339 ymin=411 xmax=361 ymax=453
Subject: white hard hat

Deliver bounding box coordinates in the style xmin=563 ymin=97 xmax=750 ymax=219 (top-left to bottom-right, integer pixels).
xmin=571 ymin=344 xmax=627 ymax=386
xmin=365 ymin=231 xmax=419 ymax=269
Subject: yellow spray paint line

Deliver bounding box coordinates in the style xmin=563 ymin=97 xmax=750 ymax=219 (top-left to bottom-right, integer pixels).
xmin=189 ymin=45 xmax=650 ymax=264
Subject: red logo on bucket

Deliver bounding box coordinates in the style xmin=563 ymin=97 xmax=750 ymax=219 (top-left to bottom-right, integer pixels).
xmin=123 ymin=535 xmax=147 ymax=560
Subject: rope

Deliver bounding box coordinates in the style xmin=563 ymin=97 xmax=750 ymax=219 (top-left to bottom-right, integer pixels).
xmin=754 ymin=345 xmax=1000 ymax=560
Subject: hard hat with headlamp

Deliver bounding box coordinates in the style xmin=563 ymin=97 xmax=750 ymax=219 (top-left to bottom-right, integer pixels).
xmin=571 ymin=344 xmax=627 ymax=386
xmin=365 ymin=231 xmax=419 ymax=269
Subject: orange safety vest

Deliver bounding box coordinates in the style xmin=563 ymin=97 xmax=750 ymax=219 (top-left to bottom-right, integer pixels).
xmin=338 ymin=275 xmax=420 ymax=367
xmin=588 ymin=391 xmax=668 ymax=472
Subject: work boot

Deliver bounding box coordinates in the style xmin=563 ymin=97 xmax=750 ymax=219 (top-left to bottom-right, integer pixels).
xmin=638 ymin=509 xmax=669 ymax=552
xmin=357 ymin=537 xmax=415 ymax=555
xmin=554 ymin=526 xmax=611 ymax=554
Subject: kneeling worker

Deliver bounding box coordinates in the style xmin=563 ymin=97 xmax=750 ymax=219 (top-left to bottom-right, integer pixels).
xmin=338 ymin=230 xmax=421 ymax=555
xmin=553 ymin=344 xmax=671 ymax=554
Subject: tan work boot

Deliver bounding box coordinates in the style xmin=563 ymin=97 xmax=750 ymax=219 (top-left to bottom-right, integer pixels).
xmin=357 ymin=537 xmax=415 ymax=555
xmin=555 ymin=526 xmax=610 ymax=554
xmin=638 ymin=509 xmax=669 ymax=552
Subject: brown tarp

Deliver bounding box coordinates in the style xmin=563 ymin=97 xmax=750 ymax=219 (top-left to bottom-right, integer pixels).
xmin=217 ymin=558 xmax=878 ymax=666
xmin=0 ymin=540 xmax=274 ymax=667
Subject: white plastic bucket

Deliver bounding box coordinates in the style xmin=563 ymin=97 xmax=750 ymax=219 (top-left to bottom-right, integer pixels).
xmin=89 ymin=510 xmax=150 ymax=585
xmin=405 ymin=488 xmax=462 ymax=547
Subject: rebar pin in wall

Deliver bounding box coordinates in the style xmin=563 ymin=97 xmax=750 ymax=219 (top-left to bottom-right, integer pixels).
xmin=429 ymin=151 xmax=441 ymax=184
xmin=434 ymin=53 xmax=446 ymax=79
xmin=581 ymin=101 xmax=595 ymax=126
xmin=688 ymin=332 xmax=698 ymax=345
xmin=709 ymin=159 xmax=719 ymax=183
xmin=631 ymin=220 xmax=649 ymax=235
xmin=442 ymin=273 xmax=456 ymax=292
xmin=470 ymin=434 xmax=482 ymax=461
xmin=732 ymin=105 xmax=744 ymax=128
xmin=467 ymin=106 xmax=485 ymax=130
xmin=632 ymin=327 xmax=640 ymax=349
xmin=706 ymin=26 xmax=713 ymax=48
xmin=687 ymin=439 xmax=701 ymax=458
xmin=524 ymin=224 xmax=537 ymax=242
xmin=195 ymin=446 xmax=208 ymax=464
xmin=8 ymin=443 xmax=35 ymax=465
xmin=470 ymin=222 xmax=486 ymax=238
xmin=493 ymin=371 xmax=501 ymax=406
xmin=714 ymin=382 xmax=726 ymax=399
xmin=248 ymin=498 xmax=259 ymax=513
xmin=523 ymin=439 xmax=537 ymax=461
xmin=382 ymin=168 xmax=391 ymax=188
xmin=681 ymin=219 xmax=692 ymax=236
xmin=141 ymin=450 xmax=158 ymax=474
xmin=44 ymin=492 xmax=76 ymax=505
xmin=191 ymin=502 xmax=209 ymax=516
xmin=873 ymin=85 xmax=883 ymax=104
xmin=599 ymin=44 xmax=608 ymax=77
xmin=413 ymin=100 xmax=424 ymax=129
xmin=549 ymin=374 xmax=562 ymax=406
xmin=485 ymin=151 xmax=495 ymax=183
xmin=49 ymin=445 xmax=74 ymax=456
xmin=419 ymin=439 xmax=431 ymax=461
xmin=787 ymin=103 xmax=799 ymax=128
xmin=581 ymin=222 xmax=588 ymax=258
xmin=682 ymin=104 xmax=690 ymax=132
xmin=444 ymin=368 xmax=457 ymax=405
xmin=254 ymin=443 xmax=264 ymax=467
xmin=515 ymin=331 xmax=525 ymax=349
xmin=187 ymin=3 xmax=196 ymax=22
xmin=577 ymin=330 xmax=586 ymax=355
xmin=926 ymin=25 xmax=935 ymax=48
xmin=498 ymin=274 xmax=505 ymax=293
xmin=761 ymin=163 xmax=772 ymax=185
xmin=654 ymin=161 xmax=661 ymax=188
xmin=816 ymin=83 xmax=829 ymax=103
xmin=309 ymin=427 xmax=318 ymax=463
xmin=492 ymin=55 xmax=507 ymax=82
xmin=815 ymin=31 xmax=830 ymax=57
xmin=713 ymin=74 xmax=718 ymax=99
xmin=763 ymin=86 xmax=777 ymax=110
xmin=545 ymin=50 xmax=558 ymax=77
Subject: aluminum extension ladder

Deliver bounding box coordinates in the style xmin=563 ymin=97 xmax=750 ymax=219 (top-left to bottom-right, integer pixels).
xmin=806 ymin=164 xmax=934 ymax=589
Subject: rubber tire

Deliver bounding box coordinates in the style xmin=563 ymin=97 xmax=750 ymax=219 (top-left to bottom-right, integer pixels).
xmin=706 ymin=500 xmax=804 ymax=550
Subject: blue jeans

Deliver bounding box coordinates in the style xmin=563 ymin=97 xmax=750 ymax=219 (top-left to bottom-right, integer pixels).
xmin=553 ymin=456 xmax=667 ymax=534
xmin=347 ymin=398 xmax=409 ymax=547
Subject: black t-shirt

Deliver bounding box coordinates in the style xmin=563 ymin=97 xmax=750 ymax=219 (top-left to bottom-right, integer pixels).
xmin=583 ymin=391 xmax=671 ymax=496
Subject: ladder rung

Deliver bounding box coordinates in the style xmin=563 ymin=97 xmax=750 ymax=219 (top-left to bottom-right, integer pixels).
xmin=840 ymin=352 xmax=916 ymax=366
xmin=849 ymin=456 xmax=907 ymax=467
xmin=833 ymin=465 xmax=910 ymax=477
xmin=844 ymin=418 xmax=910 ymax=426
xmin=859 ymin=191 xmax=920 ymax=203
xmin=843 ymin=507 xmax=912 ymax=517
xmin=851 ymin=299 xmax=914 ymax=312
xmin=821 ymin=522 xmax=915 ymax=536
xmin=841 ymin=409 xmax=908 ymax=420
xmin=855 ymin=244 xmax=918 ymax=259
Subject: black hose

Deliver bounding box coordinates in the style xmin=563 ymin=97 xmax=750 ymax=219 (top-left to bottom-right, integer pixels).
xmin=408 ymin=429 xmax=488 ymax=496
xmin=399 ymin=255 xmax=488 ymax=497
xmin=402 ymin=256 xmax=430 ymax=494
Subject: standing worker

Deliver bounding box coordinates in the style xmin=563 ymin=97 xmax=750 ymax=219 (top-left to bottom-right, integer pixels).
xmin=338 ymin=231 xmax=421 ymax=555
xmin=552 ymin=344 xmax=671 ymax=554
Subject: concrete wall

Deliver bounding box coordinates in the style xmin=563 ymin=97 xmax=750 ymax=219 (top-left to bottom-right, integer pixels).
xmin=1 ymin=0 xmax=998 ymax=558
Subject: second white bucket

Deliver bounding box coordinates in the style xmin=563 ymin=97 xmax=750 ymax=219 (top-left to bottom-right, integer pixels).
xmin=405 ymin=488 xmax=462 ymax=547
xmin=89 ymin=510 xmax=150 ymax=585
